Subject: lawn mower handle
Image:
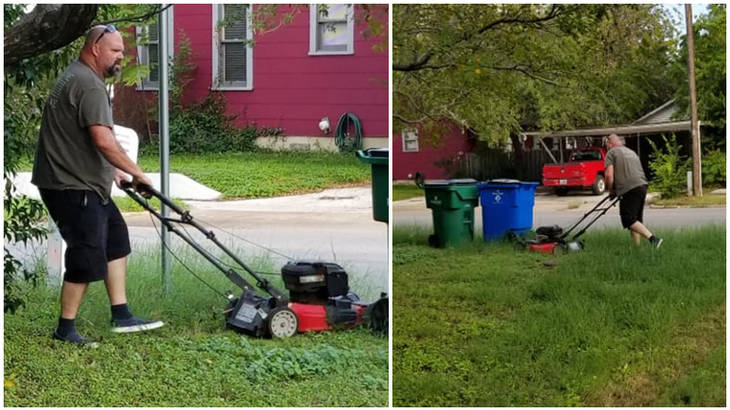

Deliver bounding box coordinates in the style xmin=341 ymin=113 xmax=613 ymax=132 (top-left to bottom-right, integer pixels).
xmin=119 ymin=180 xmax=185 ymax=215
xmin=560 ymin=194 xmax=615 ymax=239
xmin=568 ymin=195 xmax=620 ymax=241
xmin=119 ymin=180 xmax=289 ymax=304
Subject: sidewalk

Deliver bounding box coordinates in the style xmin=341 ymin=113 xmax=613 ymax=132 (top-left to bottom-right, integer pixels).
xmin=11 ymin=172 xmax=222 ymax=200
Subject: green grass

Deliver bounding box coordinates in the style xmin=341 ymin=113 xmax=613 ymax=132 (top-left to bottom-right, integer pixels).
xmin=653 ymin=193 xmax=726 ymax=207
xmin=138 ymin=151 xmax=370 ymax=199
xmin=16 ymin=151 xmax=370 ymax=201
xmin=393 ymin=185 xmax=424 ymax=202
xmin=4 ymin=245 xmax=387 ymax=407
xmin=112 ymin=195 xmax=189 ymax=213
xmin=392 ymin=225 xmax=725 ymax=406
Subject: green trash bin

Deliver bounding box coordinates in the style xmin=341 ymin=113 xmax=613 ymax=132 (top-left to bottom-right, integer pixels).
xmin=356 ymin=148 xmax=389 ymax=223
xmin=423 ymin=179 xmax=479 ymax=248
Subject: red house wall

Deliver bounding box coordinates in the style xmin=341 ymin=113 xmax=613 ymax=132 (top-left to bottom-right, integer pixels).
xmin=392 ymin=124 xmax=476 ymax=180
xmin=152 ymin=4 xmax=387 ymax=138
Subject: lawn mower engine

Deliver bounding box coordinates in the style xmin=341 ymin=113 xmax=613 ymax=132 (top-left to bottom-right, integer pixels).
xmin=281 ymin=261 xmax=369 ymax=333
xmin=225 ymin=261 xmax=376 ymax=338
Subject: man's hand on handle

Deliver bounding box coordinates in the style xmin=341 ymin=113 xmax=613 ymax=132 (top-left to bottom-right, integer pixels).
xmin=116 ymin=170 xmax=153 ymax=198
xmin=132 ymin=174 xmax=154 ymax=198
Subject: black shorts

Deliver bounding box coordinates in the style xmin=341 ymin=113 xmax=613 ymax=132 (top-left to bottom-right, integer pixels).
xmin=40 ymin=189 xmax=131 ymax=283
xmin=619 ymin=185 xmax=648 ymax=229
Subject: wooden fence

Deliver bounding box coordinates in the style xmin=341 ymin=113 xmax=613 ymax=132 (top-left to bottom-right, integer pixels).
xmin=455 ymin=148 xmax=554 ymax=182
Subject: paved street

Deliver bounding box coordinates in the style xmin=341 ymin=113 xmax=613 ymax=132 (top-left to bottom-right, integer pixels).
xmin=126 ymin=187 xmax=389 ymax=296
xmin=394 ymin=192 xmax=726 ymax=232
xmin=9 ymin=187 xmax=389 ymax=299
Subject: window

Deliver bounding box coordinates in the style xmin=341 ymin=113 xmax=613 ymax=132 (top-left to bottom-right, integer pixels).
xmin=213 ymin=4 xmax=253 ymax=90
xmin=309 ymin=4 xmax=354 ymax=55
xmin=402 ymin=129 xmax=419 ymax=153
xmin=135 ymin=10 xmax=173 ymax=91
xmin=136 ymin=24 xmax=159 ymax=89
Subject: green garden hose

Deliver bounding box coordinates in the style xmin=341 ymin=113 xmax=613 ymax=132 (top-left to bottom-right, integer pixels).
xmin=335 ymin=112 xmax=363 ymax=152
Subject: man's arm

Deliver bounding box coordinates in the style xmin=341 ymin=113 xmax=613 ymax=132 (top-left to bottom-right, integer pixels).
xmin=605 ymin=164 xmax=614 ymax=195
xmin=89 ymin=124 xmax=152 ymax=188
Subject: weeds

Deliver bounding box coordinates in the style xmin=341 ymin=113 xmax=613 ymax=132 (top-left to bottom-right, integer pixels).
xmin=4 ymin=243 xmax=387 ymax=407
xmin=392 ymin=225 xmax=725 ymax=406
xmin=138 ymin=151 xmax=370 ymax=199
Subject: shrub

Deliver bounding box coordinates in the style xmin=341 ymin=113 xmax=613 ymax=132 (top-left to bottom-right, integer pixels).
xmin=702 ymin=150 xmax=726 ymax=186
xmin=143 ymin=33 xmax=281 ymax=154
xmin=648 ymin=134 xmax=691 ymax=198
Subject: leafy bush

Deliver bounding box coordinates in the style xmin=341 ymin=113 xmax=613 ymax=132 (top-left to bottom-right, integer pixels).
xmin=702 ymin=150 xmax=726 ymax=186
xmin=142 ymin=32 xmax=280 ymax=155
xmin=166 ymin=92 xmax=280 ymax=154
xmin=648 ymin=134 xmax=691 ymax=198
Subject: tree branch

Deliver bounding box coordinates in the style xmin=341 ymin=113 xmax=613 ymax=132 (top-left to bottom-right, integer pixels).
xmin=393 ymin=5 xmax=565 ymax=73
xmin=393 ymin=51 xmax=434 ymax=71
xmin=488 ymin=64 xmax=564 ymax=86
xmin=5 ymin=4 xmax=99 ymax=66
xmin=476 ymin=4 xmax=563 ymax=35
xmin=95 ymin=5 xmax=172 ymax=26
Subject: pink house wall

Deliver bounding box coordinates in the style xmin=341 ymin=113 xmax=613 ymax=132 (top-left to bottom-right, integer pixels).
xmin=169 ymin=4 xmax=387 ymax=137
xmin=392 ymin=124 xmax=476 ymax=180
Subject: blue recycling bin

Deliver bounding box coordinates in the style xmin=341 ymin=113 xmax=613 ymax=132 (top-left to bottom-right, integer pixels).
xmin=477 ymin=180 xmax=539 ymax=241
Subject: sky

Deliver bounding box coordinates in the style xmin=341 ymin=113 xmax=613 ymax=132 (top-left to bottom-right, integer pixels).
xmin=661 ymin=3 xmax=712 ymax=36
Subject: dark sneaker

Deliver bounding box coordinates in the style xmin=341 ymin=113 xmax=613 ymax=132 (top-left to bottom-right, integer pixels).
xmin=111 ymin=317 xmax=164 ymax=333
xmin=53 ymin=330 xmax=100 ymax=348
xmin=650 ymin=236 xmax=664 ymax=249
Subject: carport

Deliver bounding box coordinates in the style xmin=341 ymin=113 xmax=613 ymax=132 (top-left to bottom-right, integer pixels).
xmin=520 ymin=100 xmax=702 ymax=180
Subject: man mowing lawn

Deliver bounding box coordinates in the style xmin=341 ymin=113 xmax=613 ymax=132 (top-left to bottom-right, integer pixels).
xmin=31 ymin=25 xmax=163 ymax=345
xmin=605 ymin=133 xmax=663 ymax=248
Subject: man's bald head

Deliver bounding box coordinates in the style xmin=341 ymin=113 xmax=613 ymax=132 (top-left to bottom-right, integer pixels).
xmin=607 ymin=133 xmax=624 ymax=149
xmin=84 ymin=25 xmax=111 ymax=49
xmin=80 ymin=25 xmax=125 ymax=79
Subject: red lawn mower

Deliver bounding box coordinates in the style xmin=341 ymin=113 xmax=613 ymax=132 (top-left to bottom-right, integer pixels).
xmin=511 ymin=194 xmax=620 ymax=254
xmin=121 ymin=182 xmax=388 ymax=338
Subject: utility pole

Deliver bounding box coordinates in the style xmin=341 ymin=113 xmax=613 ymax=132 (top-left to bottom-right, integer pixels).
xmin=685 ymin=4 xmax=702 ymax=196
xmin=159 ymin=4 xmax=172 ymax=293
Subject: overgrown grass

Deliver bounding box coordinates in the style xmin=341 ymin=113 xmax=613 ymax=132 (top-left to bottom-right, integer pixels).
xmin=112 ymin=196 xmax=189 ymax=213
xmin=393 ymin=185 xmax=424 ymax=202
xmin=653 ymin=193 xmax=726 ymax=207
xmin=138 ymin=151 xmax=370 ymax=199
xmin=392 ymin=225 xmax=725 ymax=406
xmin=4 ymin=245 xmax=387 ymax=407
xmin=16 ymin=151 xmax=370 ymax=201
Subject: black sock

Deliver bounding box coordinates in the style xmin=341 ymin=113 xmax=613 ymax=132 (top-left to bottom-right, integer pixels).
xmin=649 ymin=235 xmax=656 ymax=241
xmin=55 ymin=317 xmax=87 ymax=342
xmin=57 ymin=317 xmax=76 ymax=336
xmin=111 ymin=303 xmax=133 ymax=320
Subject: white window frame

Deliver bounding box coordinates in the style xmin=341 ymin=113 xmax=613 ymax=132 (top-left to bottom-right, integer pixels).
xmin=212 ymin=4 xmax=254 ymax=91
xmin=402 ymin=128 xmax=419 ymax=153
xmin=135 ymin=9 xmax=174 ymax=91
xmin=309 ymin=4 xmax=354 ymax=56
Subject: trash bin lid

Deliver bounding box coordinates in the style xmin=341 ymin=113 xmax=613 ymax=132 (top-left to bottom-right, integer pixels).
xmin=366 ymin=147 xmax=389 ymax=158
xmin=424 ymin=178 xmax=478 ymax=187
xmin=488 ymin=178 xmax=521 ymax=184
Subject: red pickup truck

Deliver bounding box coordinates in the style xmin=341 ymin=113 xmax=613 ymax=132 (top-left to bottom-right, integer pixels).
xmin=542 ymin=147 xmax=606 ymax=196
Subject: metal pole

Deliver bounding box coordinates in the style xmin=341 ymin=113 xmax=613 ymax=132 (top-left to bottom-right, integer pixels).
xmin=158 ymin=4 xmax=172 ymax=293
xmin=685 ymin=4 xmax=702 ymax=196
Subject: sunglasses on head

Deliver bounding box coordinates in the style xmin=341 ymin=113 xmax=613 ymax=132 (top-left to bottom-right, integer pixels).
xmin=94 ymin=25 xmax=117 ymax=44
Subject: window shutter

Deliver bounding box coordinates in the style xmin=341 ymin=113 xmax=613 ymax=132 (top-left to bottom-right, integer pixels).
xmin=224 ymin=44 xmax=246 ymax=81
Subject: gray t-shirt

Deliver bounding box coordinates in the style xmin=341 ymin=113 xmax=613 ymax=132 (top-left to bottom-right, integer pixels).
xmin=31 ymin=60 xmax=116 ymax=200
xmin=604 ymin=145 xmax=648 ymax=196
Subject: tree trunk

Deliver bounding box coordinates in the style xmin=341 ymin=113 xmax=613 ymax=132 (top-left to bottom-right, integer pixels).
xmin=4 ymin=4 xmax=99 ymax=66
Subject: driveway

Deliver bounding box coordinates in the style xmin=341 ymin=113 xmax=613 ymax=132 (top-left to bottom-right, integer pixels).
xmin=394 ymin=191 xmax=726 ymax=231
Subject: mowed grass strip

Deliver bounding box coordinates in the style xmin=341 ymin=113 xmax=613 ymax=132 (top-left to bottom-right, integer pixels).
xmin=138 ymin=151 xmax=370 ymax=199
xmin=4 ymin=245 xmax=388 ymax=407
xmin=392 ymin=225 xmax=725 ymax=406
